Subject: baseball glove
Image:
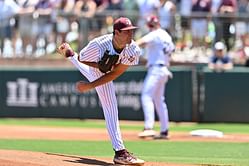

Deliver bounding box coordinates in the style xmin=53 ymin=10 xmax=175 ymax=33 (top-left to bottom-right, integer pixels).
xmin=98 ymin=50 xmax=119 ymax=73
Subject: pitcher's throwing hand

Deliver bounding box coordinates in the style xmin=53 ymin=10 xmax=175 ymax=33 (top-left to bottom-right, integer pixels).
xmin=57 ymin=43 xmax=74 ymax=58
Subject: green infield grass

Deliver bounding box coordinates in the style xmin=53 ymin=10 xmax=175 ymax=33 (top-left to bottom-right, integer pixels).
xmin=0 ymin=139 xmax=248 ymax=165
xmin=0 ymin=118 xmax=249 ymax=165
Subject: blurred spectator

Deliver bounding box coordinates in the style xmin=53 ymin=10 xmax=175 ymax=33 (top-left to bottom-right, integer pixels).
xmin=102 ymin=0 xmax=124 ymax=39
xmin=234 ymin=33 xmax=249 ymax=65
xmin=210 ymin=0 xmax=221 ymax=46
xmin=16 ymin=0 xmax=37 ymax=56
xmin=93 ymin=0 xmax=109 ymax=36
xmin=54 ymin=0 xmax=75 ymax=45
xmin=215 ymin=0 xmax=237 ymax=51
xmin=235 ymin=0 xmax=249 ymax=52
xmin=179 ymin=0 xmax=192 ymax=50
xmin=158 ymin=0 xmax=176 ymax=39
xmin=94 ymin=0 xmax=109 ymax=13
xmin=74 ymin=0 xmax=97 ymax=49
xmin=235 ymin=0 xmax=249 ymax=41
xmin=208 ymin=41 xmax=233 ymax=71
xmin=11 ymin=0 xmax=21 ymax=57
xmin=32 ymin=0 xmax=55 ymax=55
xmin=136 ymin=0 xmax=160 ymax=36
xmin=211 ymin=0 xmax=221 ymax=13
xmin=106 ymin=0 xmax=123 ymax=10
xmin=245 ymin=58 xmax=249 ymax=67
xmin=74 ymin=0 xmax=97 ymax=17
xmin=122 ymin=0 xmax=139 ymax=27
xmin=0 ymin=0 xmax=20 ymax=57
xmin=191 ymin=0 xmax=212 ymax=48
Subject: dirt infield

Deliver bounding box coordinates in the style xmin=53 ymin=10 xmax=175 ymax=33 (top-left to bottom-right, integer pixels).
xmin=0 ymin=124 xmax=248 ymax=166
xmin=0 ymin=150 xmax=196 ymax=166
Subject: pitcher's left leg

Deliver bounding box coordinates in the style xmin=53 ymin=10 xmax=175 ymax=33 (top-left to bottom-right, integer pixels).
xmin=95 ymin=82 xmax=125 ymax=151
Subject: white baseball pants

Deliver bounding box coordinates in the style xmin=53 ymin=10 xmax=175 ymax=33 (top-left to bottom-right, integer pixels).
xmin=141 ymin=65 xmax=170 ymax=132
xmin=69 ymin=55 xmax=125 ymax=151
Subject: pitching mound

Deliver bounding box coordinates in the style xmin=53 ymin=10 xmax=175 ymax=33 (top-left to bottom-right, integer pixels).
xmin=0 ymin=150 xmax=195 ymax=166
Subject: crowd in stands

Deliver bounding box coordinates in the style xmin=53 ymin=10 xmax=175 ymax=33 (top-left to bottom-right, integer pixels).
xmin=0 ymin=0 xmax=249 ymax=66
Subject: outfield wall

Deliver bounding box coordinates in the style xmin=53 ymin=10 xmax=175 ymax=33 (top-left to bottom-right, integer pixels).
xmin=0 ymin=66 xmax=193 ymax=122
xmin=1 ymin=66 xmax=249 ymax=122
xmin=199 ymin=67 xmax=249 ymax=122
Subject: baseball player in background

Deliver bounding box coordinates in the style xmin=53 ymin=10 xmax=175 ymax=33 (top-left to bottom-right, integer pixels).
xmin=57 ymin=17 xmax=145 ymax=165
xmin=136 ymin=15 xmax=175 ymax=139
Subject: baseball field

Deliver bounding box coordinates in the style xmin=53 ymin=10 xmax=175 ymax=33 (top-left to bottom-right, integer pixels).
xmin=0 ymin=118 xmax=249 ymax=166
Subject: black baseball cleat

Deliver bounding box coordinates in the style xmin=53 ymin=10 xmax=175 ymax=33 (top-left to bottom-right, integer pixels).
xmin=153 ymin=130 xmax=169 ymax=140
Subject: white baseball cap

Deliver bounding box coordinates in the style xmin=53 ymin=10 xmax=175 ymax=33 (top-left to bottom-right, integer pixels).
xmin=214 ymin=41 xmax=225 ymax=50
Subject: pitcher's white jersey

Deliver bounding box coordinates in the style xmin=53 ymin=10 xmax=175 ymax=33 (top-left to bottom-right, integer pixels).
xmin=79 ymin=34 xmax=140 ymax=70
xmin=69 ymin=33 xmax=141 ymax=151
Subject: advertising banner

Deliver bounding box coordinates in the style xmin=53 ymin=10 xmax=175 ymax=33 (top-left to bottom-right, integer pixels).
xmin=0 ymin=67 xmax=193 ymax=121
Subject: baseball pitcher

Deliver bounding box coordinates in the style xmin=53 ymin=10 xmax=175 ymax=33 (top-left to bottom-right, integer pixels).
xmin=57 ymin=17 xmax=145 ymax=165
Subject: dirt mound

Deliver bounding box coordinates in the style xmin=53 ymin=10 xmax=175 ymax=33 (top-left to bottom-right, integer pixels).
xmin=0 ymin=150 xmax=195 ymax=166
xmin=0 ymin=125 xmax=248 ymax=142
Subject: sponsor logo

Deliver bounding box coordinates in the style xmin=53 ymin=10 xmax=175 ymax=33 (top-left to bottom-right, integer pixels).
xmin=5 ymin=78 xmax=142 ymax=110
xmin=128 ymin=56 xmax=135 ymax=62
xmin=6 ymin=78 xmax=39 ymax=107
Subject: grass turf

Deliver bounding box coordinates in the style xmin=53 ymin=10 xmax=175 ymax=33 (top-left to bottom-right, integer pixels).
xmin=0 ymin=118 xmax=249 ymax=165
xmin=0 ymin=139 xmax=248 ymax=165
